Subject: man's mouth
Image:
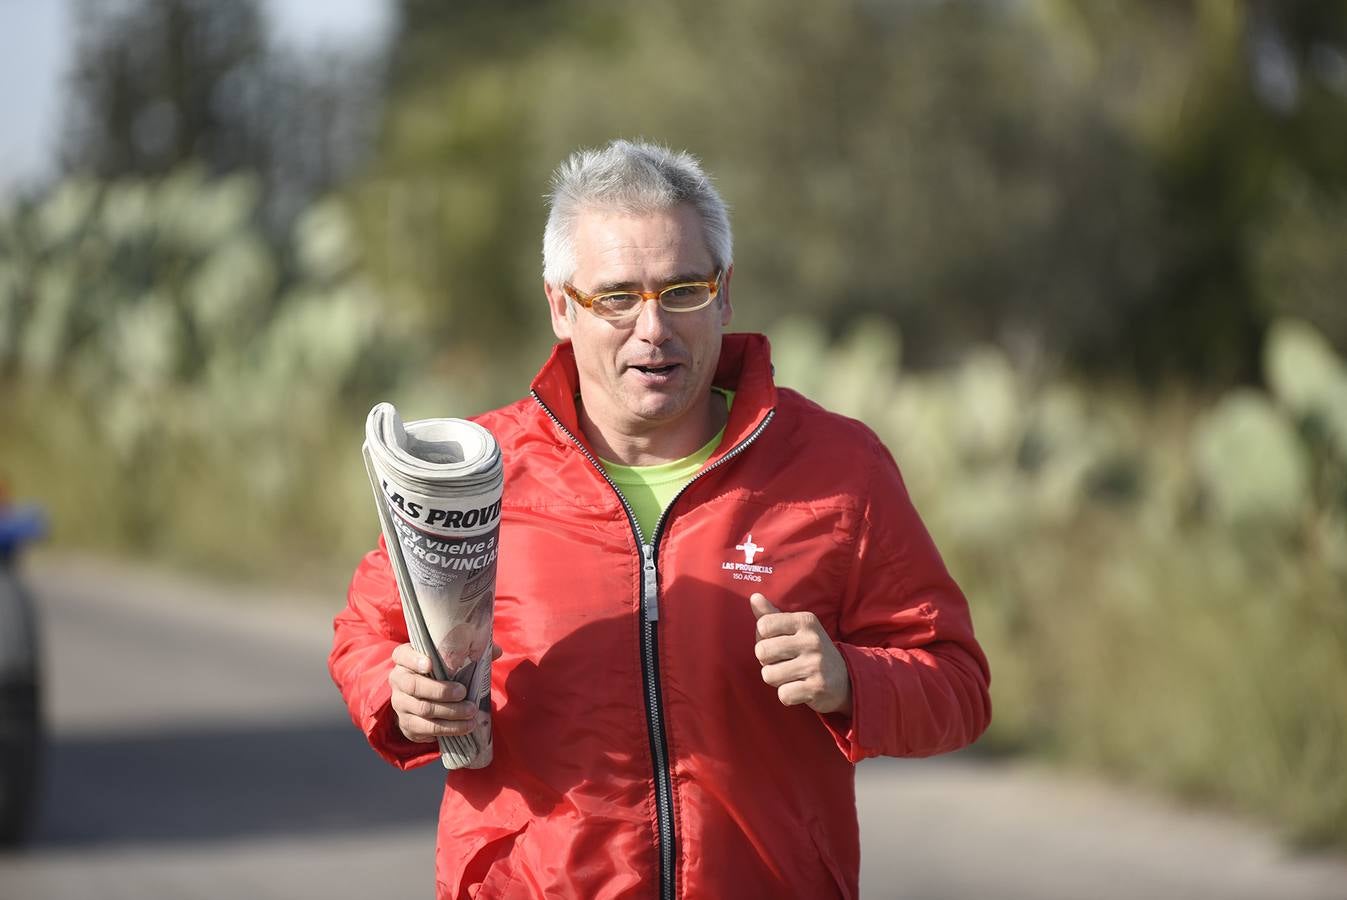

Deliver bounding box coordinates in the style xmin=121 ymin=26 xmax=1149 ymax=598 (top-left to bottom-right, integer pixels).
xmin=630 ymin=363 xmax=680 ymax=376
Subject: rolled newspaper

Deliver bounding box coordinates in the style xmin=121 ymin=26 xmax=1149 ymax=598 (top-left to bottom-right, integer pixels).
xmin=362 ymin=402 xmax=503 ymax=769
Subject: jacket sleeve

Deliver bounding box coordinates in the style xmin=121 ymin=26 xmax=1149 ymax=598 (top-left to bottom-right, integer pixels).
xmin=328 ymin=534 xmax=442 ymax=770
xmin=819 ymin=440 xmax=992 ymax=762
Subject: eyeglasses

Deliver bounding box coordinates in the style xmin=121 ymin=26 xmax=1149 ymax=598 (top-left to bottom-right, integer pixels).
xmin=563 ymin=272 xmax=721 ymax=323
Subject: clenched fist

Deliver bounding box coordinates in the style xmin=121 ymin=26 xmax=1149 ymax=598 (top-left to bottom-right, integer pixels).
xmin=388 ymin=642 xmax=498 ymax=743
xmin=750 ymin=593 xmax=852 ymax=716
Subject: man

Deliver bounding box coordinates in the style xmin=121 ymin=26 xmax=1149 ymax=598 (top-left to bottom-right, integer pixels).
xmin=330 ymin=140 xmax=991 ymax=899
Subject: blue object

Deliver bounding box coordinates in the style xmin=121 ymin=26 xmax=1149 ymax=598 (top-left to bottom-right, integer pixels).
xmin=0 ymin=505 xmax=46 ymax=557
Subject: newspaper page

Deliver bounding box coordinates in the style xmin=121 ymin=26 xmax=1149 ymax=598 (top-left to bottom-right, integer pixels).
xmin=362 ymin=402 xmax=503 ymax=769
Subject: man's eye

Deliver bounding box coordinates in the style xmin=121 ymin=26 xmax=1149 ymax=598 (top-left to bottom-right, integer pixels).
xmin=663 ymin=286 xmax=695 ymax=299
xmin=596 ymin=293 xmax=641 ymax=310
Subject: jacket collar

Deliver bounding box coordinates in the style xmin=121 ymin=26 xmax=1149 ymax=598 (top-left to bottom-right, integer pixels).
xmin=530 ymin=332 xmax=778 ymax=459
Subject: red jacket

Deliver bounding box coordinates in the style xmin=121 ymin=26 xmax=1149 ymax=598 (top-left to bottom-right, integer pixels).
xmin=330 ymin=333 xmax=991 ymax=899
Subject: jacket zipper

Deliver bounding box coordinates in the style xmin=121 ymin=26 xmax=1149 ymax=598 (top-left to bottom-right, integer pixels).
xmin=532 ymin=391 xmax=775 ymax=900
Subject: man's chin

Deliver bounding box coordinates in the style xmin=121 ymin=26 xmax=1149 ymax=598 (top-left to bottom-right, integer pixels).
xmin=621 ymin=386 xmax=696 ymax=426
xmin=627 ymin=397 xmax=689 ymax=425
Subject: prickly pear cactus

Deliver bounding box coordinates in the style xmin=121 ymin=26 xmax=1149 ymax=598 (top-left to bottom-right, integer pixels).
xmin=770 ymin=314 xmax=903 ymax=426
xmin=814 ymin=316 xmax=902 ymax=423
xmin=1193 ymin=390 xmax=1310 ymax=531
xmin=1264 ymin=318 xmax=1347 ymax=466
xmin=951 ymin=347 xmax=1020 ymax=464
xmin=1 ymin=170 xmax=386 ymax=412
xmin=768 ymin=315 xmax=830 ymax=401
xmin=1266 ymin=319 xmax=1343 ymax=412
xmin=0 ymin=168 xmax=395 ymax=511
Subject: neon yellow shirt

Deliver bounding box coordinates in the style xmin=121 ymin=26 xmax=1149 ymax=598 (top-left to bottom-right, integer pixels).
xmin=599 ymin=390 xmax=734 ymax=539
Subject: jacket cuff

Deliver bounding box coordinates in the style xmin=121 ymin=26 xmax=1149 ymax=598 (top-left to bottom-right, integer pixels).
xmin=362 ymin=687 xmax=442 ymax=770
xmin=816 ymin=641 xmax=869 ymax=764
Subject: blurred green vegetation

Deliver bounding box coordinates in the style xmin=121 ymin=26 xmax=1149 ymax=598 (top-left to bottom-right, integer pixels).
xmin=359 ymin=0 xmax=1347 ymax=385
xmin=772 ymin=316 xmax=1347 ymax=848
xmin=0 ymin=169 xmax=405 ymax=586
xmin=2 ymin=0 xmax=1346 ymax=851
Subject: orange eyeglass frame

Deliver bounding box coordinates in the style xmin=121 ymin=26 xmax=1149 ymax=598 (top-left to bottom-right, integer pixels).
xmin=563 ymin=271 xmax=722 ymax=319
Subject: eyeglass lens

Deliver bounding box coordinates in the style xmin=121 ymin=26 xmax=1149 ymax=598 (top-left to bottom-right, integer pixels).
xmin=593 ymin=284 xmax=712 ymax=318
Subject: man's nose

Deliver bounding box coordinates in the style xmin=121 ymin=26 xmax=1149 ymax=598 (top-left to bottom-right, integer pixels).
xmin=632 ymin=295 xmax=674 ymax=343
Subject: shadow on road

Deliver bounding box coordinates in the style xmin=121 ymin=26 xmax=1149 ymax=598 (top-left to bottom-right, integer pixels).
xmin=30 ymin=719 xmax=445 ymax=847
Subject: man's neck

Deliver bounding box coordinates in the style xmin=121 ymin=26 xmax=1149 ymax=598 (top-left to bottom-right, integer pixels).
xmin=578 ymin=392 xmax=728 ymax=467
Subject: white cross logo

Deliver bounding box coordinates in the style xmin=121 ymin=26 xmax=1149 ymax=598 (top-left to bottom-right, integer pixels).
xmin=736 ymin=534 xmax=765 ymax=565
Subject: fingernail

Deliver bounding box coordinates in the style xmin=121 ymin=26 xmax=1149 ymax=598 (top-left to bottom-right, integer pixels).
xmin=417 ymin=655 xmax=431 ymax=674
xmin=451 ymin=683 xmax=467 ymax=701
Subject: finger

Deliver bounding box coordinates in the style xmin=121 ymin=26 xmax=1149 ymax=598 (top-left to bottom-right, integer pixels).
xmin=759 ymin=657 xmax=815 ymax=689
xmin=774 ymin=680 xmax=817 ymax=708
xmin=390 ymin=667 xmax=468 ymax=703
xmin=391 ymin=643 xmax=433 ymax=675
xmin=491 ymin=642 xmax=503 ymax=661
xmin=755 ymin=611 xmax=800 ymax=640
xmin=749 ymin=592 xmax=780 ymax=619
xmin=398 ymin=717 xmax=440 ymax=743
xmin=753 ymin=634 xmax=802 ymax=666
xmin=393 ymin=694 xmax=479 ymax=722
xmin=400 ymin=712 xmax=479 ymax=742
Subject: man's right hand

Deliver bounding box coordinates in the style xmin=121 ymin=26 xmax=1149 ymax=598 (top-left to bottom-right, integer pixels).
xmin=388 ymin=643 xmax=479 ymax=743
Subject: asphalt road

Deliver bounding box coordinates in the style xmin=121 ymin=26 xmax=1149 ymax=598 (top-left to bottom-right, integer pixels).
xmin=0 ymin=555 xmax=1344 ymax=899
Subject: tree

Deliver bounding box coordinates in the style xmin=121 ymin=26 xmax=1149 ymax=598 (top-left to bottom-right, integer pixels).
xmin=60 ymin=0 xmax=386 ymax=229
xmin=350 ymin=0 xmax=1347 ymax=388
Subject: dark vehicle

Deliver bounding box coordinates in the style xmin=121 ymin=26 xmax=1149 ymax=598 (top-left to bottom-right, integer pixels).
xmin=0 ymin=489 xmax=44 ymax=845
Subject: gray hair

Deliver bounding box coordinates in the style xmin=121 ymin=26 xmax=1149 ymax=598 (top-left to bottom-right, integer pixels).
xmin=542 ymin=140 xmax=733 ymax=287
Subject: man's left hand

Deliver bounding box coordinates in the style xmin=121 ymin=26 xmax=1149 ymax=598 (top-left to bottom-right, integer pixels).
xmin=750 ymin=593 xmax=852 ymax=716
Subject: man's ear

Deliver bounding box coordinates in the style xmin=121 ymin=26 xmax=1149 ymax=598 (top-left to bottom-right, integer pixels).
xmin=717 ymin=264 xmax=734 ymax=327
xmin=544 ymin=281 xmax=573 ymax=340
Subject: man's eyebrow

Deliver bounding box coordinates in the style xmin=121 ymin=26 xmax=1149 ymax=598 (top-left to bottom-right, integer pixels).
xmin=592 ymin=279 xmax=642 ymax=293
xmin=592 ymin=272 xmax=714 ymax=293
xmin=668 ymin=271 xmax=715 ymax=284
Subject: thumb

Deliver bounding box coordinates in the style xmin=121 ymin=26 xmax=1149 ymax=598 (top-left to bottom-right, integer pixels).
xmin=749 ymin=592 xmax=780 ymax=619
